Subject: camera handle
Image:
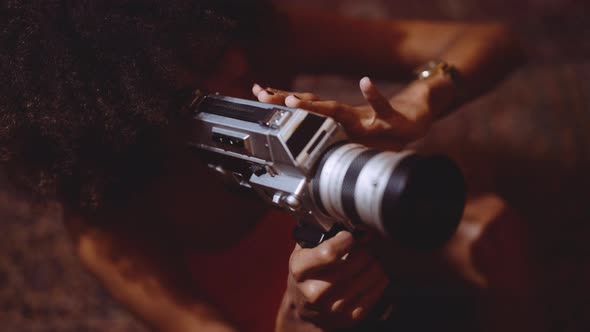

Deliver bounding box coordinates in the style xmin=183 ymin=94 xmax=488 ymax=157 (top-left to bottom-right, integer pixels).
xmin=293 ymin=221 xmax=346 ymax=249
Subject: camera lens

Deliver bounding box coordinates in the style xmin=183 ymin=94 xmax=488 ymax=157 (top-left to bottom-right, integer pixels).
xmin=312 ymin=143 xmax=465 ymax=249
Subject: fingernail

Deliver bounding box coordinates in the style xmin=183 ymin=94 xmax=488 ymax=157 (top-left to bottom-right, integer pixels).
xmin=292 ymin=94 xmax=301 ymax=100
xmin=352 ymin=307 xmax=364 ymax=320
xmin=336 ymin=230 xmax=349 ymax=238
xmin=331 ymin=299 xmax=345 ymax=313
xmin=335 ymin=231 xmax=354 ymax=244
xmin=265 ymin=89 xmax=275 ymax=95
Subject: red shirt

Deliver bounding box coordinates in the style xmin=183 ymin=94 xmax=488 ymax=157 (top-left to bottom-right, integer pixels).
xmin=186 ymin=209 xmax=296 ymax=331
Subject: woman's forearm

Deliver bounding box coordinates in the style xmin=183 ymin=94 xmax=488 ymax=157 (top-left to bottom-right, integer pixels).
xmin=280 ymin=10 xmax=524 ymax=126
xmin=435 ymin=23 xmax=526 ymax=106
xmin=66 ymin=218 xmax=239 ymax=332
xmin=390 ymin=22 xmax=525 ymax=124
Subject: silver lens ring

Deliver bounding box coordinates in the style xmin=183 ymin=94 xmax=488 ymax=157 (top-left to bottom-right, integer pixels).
xmin=317 ymin=143 xmax=366 ymax=220
xmin=354 ymin=150 xmax=414 ymax=234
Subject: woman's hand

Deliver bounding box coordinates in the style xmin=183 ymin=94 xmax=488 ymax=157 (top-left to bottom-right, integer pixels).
xmin=253 ymin=77 xmax=437 ymax=146
xmin=276 ymin=231 xmax=389 ymax=331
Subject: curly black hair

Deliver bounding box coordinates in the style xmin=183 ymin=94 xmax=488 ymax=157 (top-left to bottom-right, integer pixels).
xmin=0 ymin=0 xmax=272 ymax=214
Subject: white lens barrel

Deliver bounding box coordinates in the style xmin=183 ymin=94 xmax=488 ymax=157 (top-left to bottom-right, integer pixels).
xmin=317 ymin=143 xmax=365 ymax=221
xmin=312 ymin=143 xmax=465 ymax=248
xmin=353 ymin=150 xmax=413 ymax=235
xmin=313 ymin=144 xmax=411 ymax=231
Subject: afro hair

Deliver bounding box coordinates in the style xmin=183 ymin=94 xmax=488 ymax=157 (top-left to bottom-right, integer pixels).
xmin=0 ymin=0 xmax=272 ymax=214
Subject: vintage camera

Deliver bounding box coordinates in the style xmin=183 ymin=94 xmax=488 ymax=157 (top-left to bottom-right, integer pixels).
xmin=188 ymin=93 xmax=465 ymax=249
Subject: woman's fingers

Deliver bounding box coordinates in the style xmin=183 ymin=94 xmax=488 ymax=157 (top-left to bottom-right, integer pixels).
xmin=348 ymin=268 xmax=390 ymax=321
xmin=284 ymin=96 xmax=371 ymax=133
xmin=253 ymin=82 xmax=419 ymax=141
xmin=329 ymin=261 xmax=389 ymax=318
xmin=297 ymin=278 xmax=334 ymax=310
xmin=267 ymin=87 xmax=321 ymax=101
xmin=360 ymin=77 xmax=429 ymax=141
xmin=359 ymin=77 xmax=397 ymax=119
xmin=252 ymin=84 xmax=320 ymax=105
xmin=251 ymin=83 xmax=265 ymax=96
xmin=287 ymin=230 xmax=392 ymax=329
xmin=253 ymin=84 xmax=287 ymax=105
xmin=290 ymin=231 xmax=355 ymax=282
xmin=297 ymin=246 xmax=377 ymax=302
xmin=292 ymin=247 xmax=390 ymax=327
xmin=285 ymin=96 xmax=340 ymax=117
xmin=253 ymin=80 xmax=426 ymax=142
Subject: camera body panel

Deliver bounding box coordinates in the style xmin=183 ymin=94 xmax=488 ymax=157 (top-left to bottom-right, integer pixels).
xmin=189 ymin=94 xmax=351 ymax=231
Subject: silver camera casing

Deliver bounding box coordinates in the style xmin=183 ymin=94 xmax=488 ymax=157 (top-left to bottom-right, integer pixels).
xmin=189 ymin=94 xmax=352 ymax=231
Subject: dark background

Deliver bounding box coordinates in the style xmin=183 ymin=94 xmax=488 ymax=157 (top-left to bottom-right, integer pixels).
xmin=1 ymin=0 xmax=589 ymax=331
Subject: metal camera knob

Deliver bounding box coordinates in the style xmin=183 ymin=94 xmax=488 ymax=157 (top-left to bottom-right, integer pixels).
xmin=284 ymin=194 xmax=302 ymax=211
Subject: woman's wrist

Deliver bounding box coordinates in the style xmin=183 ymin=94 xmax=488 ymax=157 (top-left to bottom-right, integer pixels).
xmin=414 ymin=60 xmax=463 ymax=119
xmin=390 ymin=74 xmax=457 ymax=126
xmin=421 ymin=73 xmax=459 ymax=118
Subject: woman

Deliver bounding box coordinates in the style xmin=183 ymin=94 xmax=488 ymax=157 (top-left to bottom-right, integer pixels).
xmin=0 ymin=1 xmax=525 ymax=331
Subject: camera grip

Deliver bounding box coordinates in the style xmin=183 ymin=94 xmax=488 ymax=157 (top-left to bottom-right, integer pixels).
xmin=293 ymin=222 xmax=346 ymax=248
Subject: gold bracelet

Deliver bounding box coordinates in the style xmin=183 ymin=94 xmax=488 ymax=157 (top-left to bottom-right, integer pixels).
xmin=415 ymin=60 xmax=463 ymax=103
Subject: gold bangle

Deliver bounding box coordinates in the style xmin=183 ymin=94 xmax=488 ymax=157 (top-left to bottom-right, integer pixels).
xmin=415 ymin=60 xmax=463 ymax=102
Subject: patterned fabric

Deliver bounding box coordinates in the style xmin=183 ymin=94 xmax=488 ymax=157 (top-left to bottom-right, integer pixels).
xmin=1 ymin=0 xmax=589 ymax=331
xmin=0 ymin=191 xmax=147 ymax=331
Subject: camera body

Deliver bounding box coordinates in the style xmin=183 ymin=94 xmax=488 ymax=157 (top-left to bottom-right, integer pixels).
xmin=189 ymin=93 xmax=352 ymax=230
xmin=189 ymin=93 xmax=465 ymax=249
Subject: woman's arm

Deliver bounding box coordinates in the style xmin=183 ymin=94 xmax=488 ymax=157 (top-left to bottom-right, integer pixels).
xmin=65 ymin=217 xmax=239 ymax=332
xmin=280 ymin=8 xmax=524 ymax=96
xmin=259 ymin=9 xmax=525 ymax=142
